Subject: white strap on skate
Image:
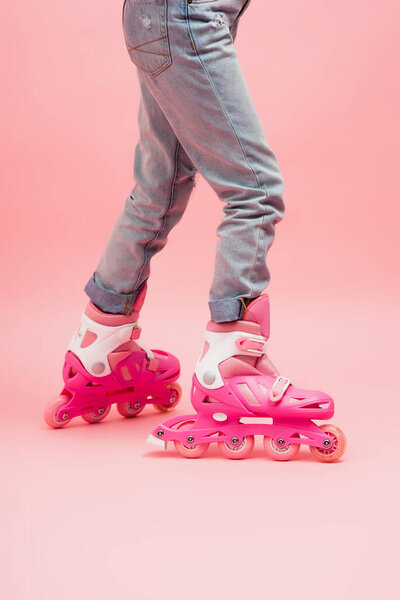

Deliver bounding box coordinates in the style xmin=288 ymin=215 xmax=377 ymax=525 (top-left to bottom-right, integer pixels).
xmin=195 ymin=330 xmax=267 ymax=390
xmin=269 ymin=375 xmax=291 ymax=402
xmin=69 ymin=312 xmax=154 ymax=377
xmin=235 ymin=336 xmax=267 ymax=355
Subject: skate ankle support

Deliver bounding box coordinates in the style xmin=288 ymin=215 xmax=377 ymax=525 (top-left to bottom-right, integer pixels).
xmin=195 ymin=330 xmax=267 ymax=390
xmin=68 ymin=312 xmax=154 ymax=377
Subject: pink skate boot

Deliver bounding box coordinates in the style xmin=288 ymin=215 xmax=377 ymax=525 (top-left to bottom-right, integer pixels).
xmin=44 ymin=285 xmax=181 ymax=428
xmin=149 ymin=295 xmax=346 ymax=462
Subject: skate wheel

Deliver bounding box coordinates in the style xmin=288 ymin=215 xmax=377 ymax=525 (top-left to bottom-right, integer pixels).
xmin=174 ymin=420 xmax=209 ymax=458
xmin=44 ymin=395 xmax=72 ymax=429
xmin=116 ymin=400 xmax=145 ymax=418
xmin=263 ymin=434 xmax=300 ymax=461
xmin=218 ymin=435 xmax=254 ymax=460
xmin=82 ymin=404 xmax=112 ymax=424
xmin=309 ymin=424 xmax=346 ymax=462
xmin=153 ymin=382 xmax=182 ymax=412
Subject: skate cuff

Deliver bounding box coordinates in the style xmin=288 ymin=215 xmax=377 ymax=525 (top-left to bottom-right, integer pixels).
xmin=269 ymin=376 xmax=291 ymax=402
xmin=235 ymin=336 xmax=267 ymax=356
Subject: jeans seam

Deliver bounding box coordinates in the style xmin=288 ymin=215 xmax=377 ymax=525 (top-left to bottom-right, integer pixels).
xmin=247 ymin=212 xmax=266 ymax=296
xmin=185 ymin=4 xmax=268 ymax=298
xmin=131 ymin=139 xmax=181 ymax=291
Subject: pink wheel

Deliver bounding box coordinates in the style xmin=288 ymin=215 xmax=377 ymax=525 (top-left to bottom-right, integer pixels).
xmin=44 ymin=395 xmax=72 ymax=429
xmin=264 ymin=434 xmax=300 ymax=461
xmin=82 ymin=404 xmax=112 ymax=424
xmin=116 ymin=399 xmax=145 ymax=418
xmin=153 ymin=382 xmax=182 ymax=412
xmin=174 ymin=420 xmax=209 ymax=459
xmin=218 ymin=435 xmax=254 ymax=460
xmin=309 ymin=424 xmax=346 ymax=462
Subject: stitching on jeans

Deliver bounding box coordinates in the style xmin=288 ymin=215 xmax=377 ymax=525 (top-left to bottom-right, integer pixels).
xmin=185 ymin=5 xmax=269 ymax=297
xmin=247 ymin=211 xmax=266 ymax=297
xmin=123 ymin=294 xmax=130 ymax=315
xmin=128 ymin=35 xmax=167 ymax=50
xmin=127 ymin=35 xmax=169 ymax=57
xmin=129 ymin=48 xmax=169 ymax=57
xmin=132 ymin=140 xmax=181 ymax=292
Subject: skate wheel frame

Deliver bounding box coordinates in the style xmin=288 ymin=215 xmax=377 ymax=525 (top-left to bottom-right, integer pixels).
xmin=156 ymin=417 xmax=346 ymax=463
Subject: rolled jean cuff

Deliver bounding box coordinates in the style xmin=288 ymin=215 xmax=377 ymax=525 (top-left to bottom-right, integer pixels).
xmin=84 ymin=273 xmax=137 ymax=315
xmin=208 ymin=298 xmax=245 ymax=323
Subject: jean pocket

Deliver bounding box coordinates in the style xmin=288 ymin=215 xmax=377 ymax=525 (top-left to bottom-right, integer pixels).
xmin=122 ymin=0 xmax=171 ymax=77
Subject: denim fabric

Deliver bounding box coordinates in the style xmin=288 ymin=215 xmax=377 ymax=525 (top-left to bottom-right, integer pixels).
xmin=85 ymin=0 xmax=284 ymax=321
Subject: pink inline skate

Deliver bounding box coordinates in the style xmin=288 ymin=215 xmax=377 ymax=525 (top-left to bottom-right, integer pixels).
xmin=44 ymin=285 xmax=181 ymax=428
xmin=149 ymin=295 xmax=346 ymax=462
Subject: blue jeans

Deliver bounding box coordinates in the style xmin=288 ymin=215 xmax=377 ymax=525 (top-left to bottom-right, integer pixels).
xmin=85 ymin=0 xmax=284 ymax=322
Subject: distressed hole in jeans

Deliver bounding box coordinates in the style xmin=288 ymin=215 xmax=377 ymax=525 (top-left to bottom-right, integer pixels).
xmin=140 ymin=14 xmax=152 ymax=29
xmin=210 ymin=14 xmax=224 ymax=28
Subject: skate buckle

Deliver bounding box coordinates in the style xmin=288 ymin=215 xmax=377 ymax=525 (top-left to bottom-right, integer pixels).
xmin=270 ymin=376 xmax=291 ymax=402
xmin=235 ymin=336 xmax=267 ymax=356
xmin=130 ymin=326 xmax=142 ymax=340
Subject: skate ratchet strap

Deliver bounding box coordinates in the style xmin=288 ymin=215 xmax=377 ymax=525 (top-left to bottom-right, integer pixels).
xmin=130 ymin=326 xmax=142 ymax=340
xmin=269 ymin=375 xmax=291 ymax=402
xmin=128 ymin=326 xmax=158 ymax=370
xmin=147 ymin=357 xmax=158 ymax=371
xmin=235 ymin=336 xmax=267 ymax=356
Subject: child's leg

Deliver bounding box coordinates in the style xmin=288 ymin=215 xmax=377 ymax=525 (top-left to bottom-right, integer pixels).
xmin=85 ymin=76 xmax=197 ymax=314
xmin=46 ymin=83 xmax=189 ymax=425
xmin=120 ymin=0 xmax=284 ymax=322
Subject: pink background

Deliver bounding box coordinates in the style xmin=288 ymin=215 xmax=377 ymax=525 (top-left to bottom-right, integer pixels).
xmin=1 ymin=1 xmax=399 ymax=598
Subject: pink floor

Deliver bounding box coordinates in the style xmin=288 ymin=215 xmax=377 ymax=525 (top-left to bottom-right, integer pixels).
xmin=1 ymin=285 xmax=397 ymax=599
xmin=2 ymin=1 xmax=399 ymax=597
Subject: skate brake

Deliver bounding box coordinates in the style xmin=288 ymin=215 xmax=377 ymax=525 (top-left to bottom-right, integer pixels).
xmin=146 ymin=434 xmax=167 ymax=450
